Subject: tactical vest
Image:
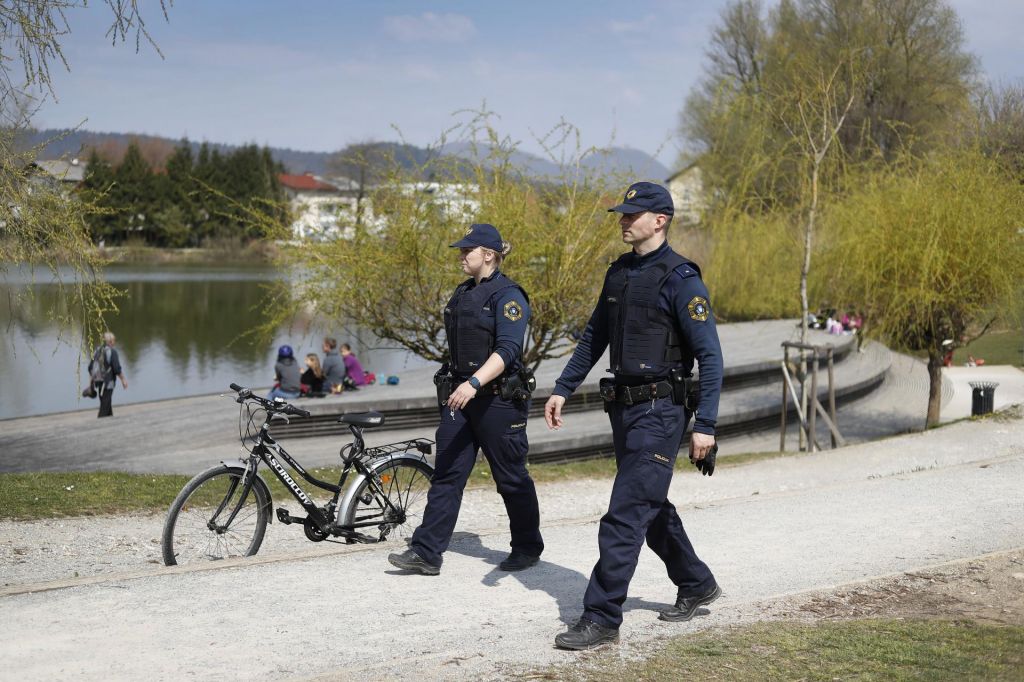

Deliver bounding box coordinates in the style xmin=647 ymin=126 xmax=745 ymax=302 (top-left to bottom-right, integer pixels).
xmin=603 ymin=249 xmax=700 ymax=381
xmin=444 ymin=273 xmax=528 ymax=375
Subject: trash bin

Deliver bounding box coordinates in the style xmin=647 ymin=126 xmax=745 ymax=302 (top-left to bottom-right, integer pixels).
xmin=969 ymin=381 xmax=999 ymax=416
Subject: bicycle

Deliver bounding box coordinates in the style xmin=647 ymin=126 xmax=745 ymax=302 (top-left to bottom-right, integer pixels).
xmin=161 ymin=383 xmax=435 ymax=566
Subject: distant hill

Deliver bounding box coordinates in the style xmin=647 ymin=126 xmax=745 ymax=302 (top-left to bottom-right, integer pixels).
xmin=24 ymin=129 xmax=334 ymax=174
xmin=440 ymin=141 xmax=670 ymax=182
xmin=24 ymin=128 xmax=672 ymax=181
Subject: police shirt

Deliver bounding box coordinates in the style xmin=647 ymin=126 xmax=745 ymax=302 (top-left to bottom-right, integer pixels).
xmin=551 ymin=242 xmax=724 ymax=435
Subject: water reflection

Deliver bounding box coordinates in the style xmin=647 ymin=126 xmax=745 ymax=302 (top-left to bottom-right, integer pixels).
xmin=0 ymin=265 xmax=431 ymax=419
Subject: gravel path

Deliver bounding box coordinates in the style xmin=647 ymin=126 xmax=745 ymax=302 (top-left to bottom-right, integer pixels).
xmin=1 ymin=413 xmax=1022 ymax=680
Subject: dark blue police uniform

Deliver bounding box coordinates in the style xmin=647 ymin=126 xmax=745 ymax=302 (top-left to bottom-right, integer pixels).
xmin=409 ymin=269 xmax=544 ymax=567
xmin=552 ymin=189 xmax=724 ymax=632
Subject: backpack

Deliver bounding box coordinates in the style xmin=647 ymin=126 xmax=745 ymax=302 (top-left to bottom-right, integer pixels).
xmin=88 ymin=346 xmax=112 ymax=384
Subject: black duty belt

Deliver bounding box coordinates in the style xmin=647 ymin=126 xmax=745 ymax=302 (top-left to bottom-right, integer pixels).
xmin=599 ymin=379 xmax=673 ymax=405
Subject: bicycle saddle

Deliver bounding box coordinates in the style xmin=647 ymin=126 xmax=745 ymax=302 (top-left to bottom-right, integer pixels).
xmin=337 ymin=411 xmax=386 ymax=428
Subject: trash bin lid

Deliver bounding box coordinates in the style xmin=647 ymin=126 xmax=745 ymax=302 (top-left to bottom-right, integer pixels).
xmin=968 ymin=381 xmax=1000 ymax=389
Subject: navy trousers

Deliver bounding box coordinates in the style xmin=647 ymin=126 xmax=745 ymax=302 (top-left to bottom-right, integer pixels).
xmin=582 ymin=397 xmax=716 ymax=628
xmin=97 ymin=384 xmax=114 ymax=418
xmin=410 ymin=394 xmax=544 ymax=567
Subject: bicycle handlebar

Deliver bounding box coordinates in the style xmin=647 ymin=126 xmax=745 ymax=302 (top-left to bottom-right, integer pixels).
xmin=228 ymin=383 xmax=310 ymax=418
xmin=283 ymin=404 xmax=311 ymax=418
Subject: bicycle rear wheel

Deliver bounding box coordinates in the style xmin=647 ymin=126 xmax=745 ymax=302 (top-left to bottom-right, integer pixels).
xmin=162 ymin=464 xmax=270 ymax=566
xmin=342 ymin=458 xmax=433 ymax=542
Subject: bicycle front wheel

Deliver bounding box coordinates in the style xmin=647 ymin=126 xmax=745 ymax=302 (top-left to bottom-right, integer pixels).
xmin=341 ymin=457 xmax=433 ymax=542
xmin=162 ymin=464 xmax=270 ymax=566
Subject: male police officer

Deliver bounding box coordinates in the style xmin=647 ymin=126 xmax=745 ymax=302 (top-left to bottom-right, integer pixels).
xmin=544 ymin=181 xmax=724 ymax=650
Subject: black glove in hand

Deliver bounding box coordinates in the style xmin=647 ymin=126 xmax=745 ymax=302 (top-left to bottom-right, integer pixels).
xmin=691 ymin=442 xmax=718 ymax=476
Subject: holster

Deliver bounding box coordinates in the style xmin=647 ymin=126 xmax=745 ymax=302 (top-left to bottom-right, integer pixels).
xmin=599 ymin=378 xmax=616 ymax=413
xmin=433 ymin=364 xmax=454 ymax=408
xmin=498 ymin=367 xmax=536 ymax=402
xmin=670 ymin=368 xmax=698 ymax=411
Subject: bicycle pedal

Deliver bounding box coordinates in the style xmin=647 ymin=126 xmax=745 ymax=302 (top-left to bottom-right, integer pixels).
xmin=276 ymin=508 xmax=301 ymax=525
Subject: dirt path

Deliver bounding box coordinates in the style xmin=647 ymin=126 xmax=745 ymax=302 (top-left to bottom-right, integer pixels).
xmin=1 ymin=414 xmax=1022 ymax=681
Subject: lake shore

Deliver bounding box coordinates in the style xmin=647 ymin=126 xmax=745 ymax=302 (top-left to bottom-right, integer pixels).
xmin=97 ymin=241 xmax=279 ymax=265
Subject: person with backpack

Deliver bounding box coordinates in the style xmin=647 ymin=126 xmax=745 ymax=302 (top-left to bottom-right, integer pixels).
xmin=89 ymin=331 xmax=128 ymax=418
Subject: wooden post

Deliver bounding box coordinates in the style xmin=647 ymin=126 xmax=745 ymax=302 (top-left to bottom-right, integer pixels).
xmin=780 ymin=346 xmax=789 ymax=451
xmin=797 ymin=347 xmax=807 ymax=451
xmin=808 ymin=347 xmax=818 ymax=451
xmin=827 ymin=346 xmax=837 ymax=448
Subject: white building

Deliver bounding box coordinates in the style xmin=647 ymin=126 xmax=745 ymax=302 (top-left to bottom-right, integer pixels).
xmin=280 ymin=173 xmax=481 ymax=241
xmin=665 ymin=162 xmax=705 ymax=226
xmin=401 ymin=181 xmax=480 ymax=222
xmin=278 ymin=173 xmax=361 ymax=240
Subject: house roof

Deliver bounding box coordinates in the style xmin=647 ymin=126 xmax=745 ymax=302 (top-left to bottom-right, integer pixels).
xmin=665 ymin=160 xmax=700 ymax=184
xmin=278 ymin=173 xmax=339 ymax=192
xmin=33 ymin=159 xmax=87 ymax=183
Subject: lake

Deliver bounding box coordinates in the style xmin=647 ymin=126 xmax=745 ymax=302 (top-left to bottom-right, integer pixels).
xmin=0 ymin=264 xmax=432 ymax=420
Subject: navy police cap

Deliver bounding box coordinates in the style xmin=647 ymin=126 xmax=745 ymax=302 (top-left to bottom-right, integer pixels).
xmin=608 ymin=181 xmax=675 ymax=216
xmin=450 ymin=223 xmax=504 ymax=251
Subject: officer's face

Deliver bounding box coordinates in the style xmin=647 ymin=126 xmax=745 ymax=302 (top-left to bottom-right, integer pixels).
xmin=458 ymin=246 xmax=484 ymax=274
xmin=619 ymin=211 xmax=661 ymax=245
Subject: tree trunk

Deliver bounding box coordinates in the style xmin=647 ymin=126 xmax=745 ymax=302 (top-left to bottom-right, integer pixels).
xmin=798 ymin=161 xmax=820 ymax=450
xmin=926 ymin=350 xmax=944 ymax=427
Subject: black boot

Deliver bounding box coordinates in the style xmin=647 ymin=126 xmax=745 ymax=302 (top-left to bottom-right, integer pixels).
xmin=554 ymin=618 xmax=619 ymax=650
xmin=658 ymin=582 xmax=722 ymax=622
xmin=498 ymin=550 xmax=540 ymax=571
xmin=387 ymin=548 xmax=440 ymax=576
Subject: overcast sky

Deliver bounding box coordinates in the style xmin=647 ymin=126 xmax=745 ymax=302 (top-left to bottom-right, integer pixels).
xmin=34 ymin=0 xmax=1024 ymax=168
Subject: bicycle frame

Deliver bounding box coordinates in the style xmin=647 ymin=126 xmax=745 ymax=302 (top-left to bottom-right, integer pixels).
xmin=231 ymin=414 xmax=420 ymax=537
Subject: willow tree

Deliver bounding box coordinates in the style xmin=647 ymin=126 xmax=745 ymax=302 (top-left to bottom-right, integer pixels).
xmin=1 ymin=1 xmax=170 ymax=353
xmin=819 ymin=150 xmax=1024 ymax=426
xmin=680 ymin=0 xmax=976 ymax=320
xmin=684 ymin=0 xmax=976 ymax=189
xmin=271 ymin=119 xmax=624 ymax=369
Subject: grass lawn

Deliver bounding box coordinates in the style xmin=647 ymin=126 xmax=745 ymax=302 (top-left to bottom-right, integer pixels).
xmin=542 ymin=619 xmax=1024 ymax=681
xmin=953 ymin=329 xmax=1024 ymax=367
xmin=6 ymin=401 xmax=1019 ymax=521
xmin=0 ymin=449 xmax=786 ymax=521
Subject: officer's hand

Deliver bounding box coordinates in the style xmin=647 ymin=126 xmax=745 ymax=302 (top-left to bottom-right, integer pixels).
xmin=689 ymin=437 xmax=717 ymax=476
xmin=689 ymin=431 xmax=715 ymax=460
xmin=544 ymin=395 xmax=565 ymax=430
xmin=121 ymin=377 xmax=128 ymax=390
xmin=448 ymin=382 xmax=477 ymax=410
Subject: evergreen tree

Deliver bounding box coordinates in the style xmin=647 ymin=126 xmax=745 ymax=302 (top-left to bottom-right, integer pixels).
xmin=111 ymin=141 xmax=154 ymax=243
xmin=79 ymin=149 xmax=119 ymax=243
xmin=164 ymin=141 xmax=197 ymax=245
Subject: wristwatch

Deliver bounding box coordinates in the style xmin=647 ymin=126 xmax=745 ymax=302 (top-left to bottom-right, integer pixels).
xmin=467 ymin=376 xmax=481 ymax=390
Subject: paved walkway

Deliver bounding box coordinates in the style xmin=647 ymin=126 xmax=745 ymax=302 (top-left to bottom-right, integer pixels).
xmin=2 ymin=321 xmax=861 ymax=473
xmin=9 ymin=320 xmax=1018 ymax=476
xmin=0 ymin=415 xmax=1021 ymax=680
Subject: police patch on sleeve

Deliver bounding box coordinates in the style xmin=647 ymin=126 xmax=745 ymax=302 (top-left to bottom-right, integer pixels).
xmin=503 ymin=300 xmax=524 ymax=322
xmin=687 ymin=296 xmax=710 ymax=322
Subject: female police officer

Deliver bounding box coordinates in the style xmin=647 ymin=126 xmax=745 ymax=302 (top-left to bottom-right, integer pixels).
xmin=388 ymin=223 xmax=544 ymax=576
